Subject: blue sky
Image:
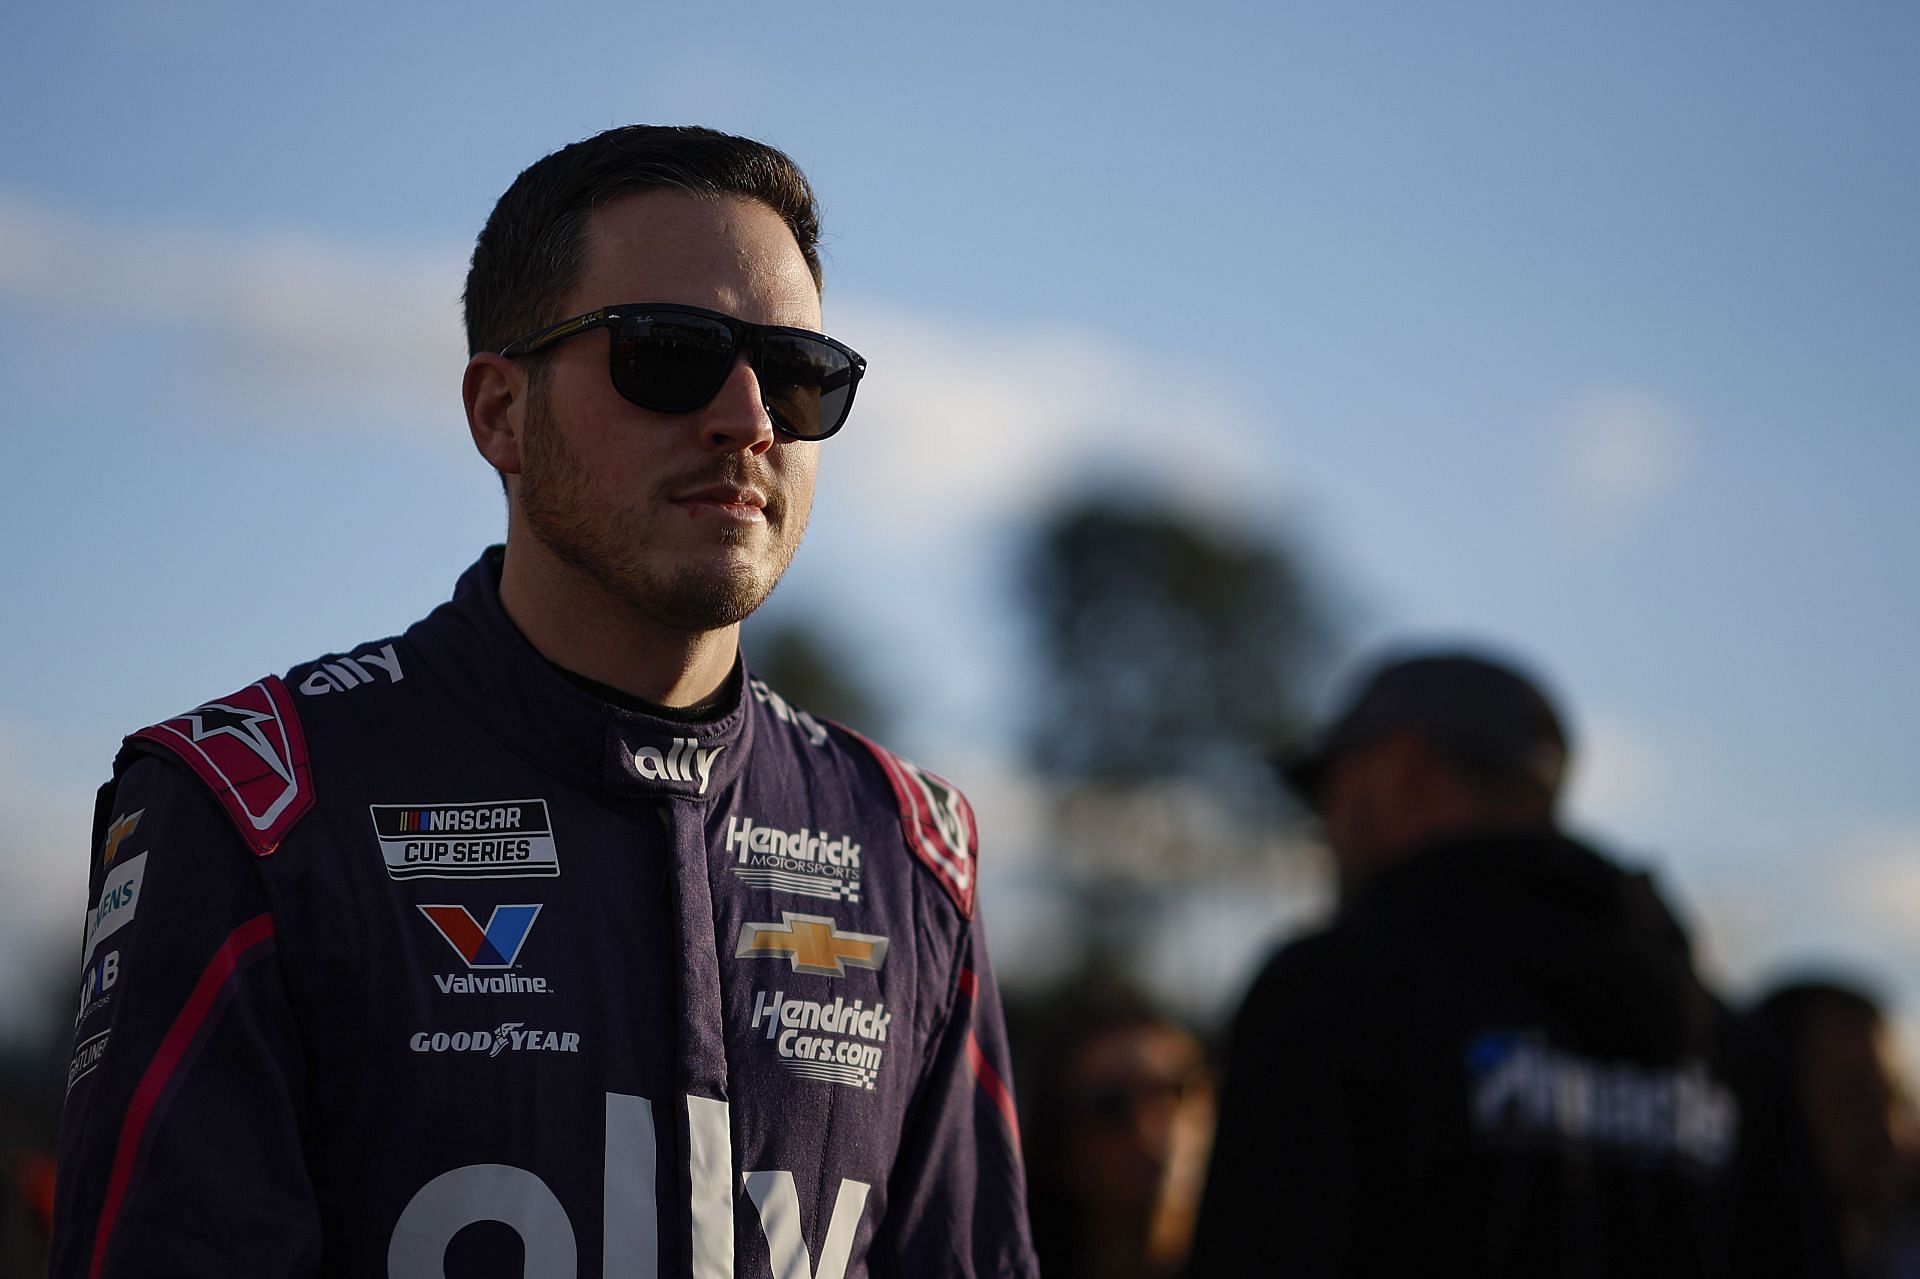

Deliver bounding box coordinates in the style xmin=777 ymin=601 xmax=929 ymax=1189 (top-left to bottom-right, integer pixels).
xmin=2 ymin=3 xmax=1916 ymax=1044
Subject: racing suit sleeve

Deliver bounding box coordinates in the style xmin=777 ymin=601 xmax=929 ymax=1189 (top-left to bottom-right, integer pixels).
xmin=50 ymin=752 xmax=320 ymax=1278
xmin=875 ymin=916 xmax=1038 ymax=1279
xmin=1187 ymin=945 xmax=1355 ymax=1278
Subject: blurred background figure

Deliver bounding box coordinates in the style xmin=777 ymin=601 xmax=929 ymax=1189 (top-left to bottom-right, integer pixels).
xmin=1189 ymin=647 xmax=1842 ymax=1277
xmin=1751 ymin=978 xmax=1920 ymax=1278
xmin=1019 ymin=985 xmax=1217 ymax=1279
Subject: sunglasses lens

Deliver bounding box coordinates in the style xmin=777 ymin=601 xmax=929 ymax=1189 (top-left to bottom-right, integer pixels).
xmin=756 ymin=335 xmax=859 ymax=441
xmin=608 ymin=312 xmax=736 ymax=412
xmin=603 ymin=309 xmax=860 ymax=438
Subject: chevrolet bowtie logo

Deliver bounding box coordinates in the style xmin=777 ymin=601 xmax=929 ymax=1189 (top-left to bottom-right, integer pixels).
xmin=101 ymin=809 xmax=143 ymax=867
xmin=735 ymin=913 xmax=889 ymax=977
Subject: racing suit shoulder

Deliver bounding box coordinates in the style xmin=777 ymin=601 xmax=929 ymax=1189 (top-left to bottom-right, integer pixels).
xmin=123 ymin=674 xmax=316 ymax=856
xmin=746 ymin=674 xmax=980 ymax=920
xmin=836 ymin=726 xmax=979 ymax=921
xmin=53 ymin=750 xmax=318 ymax=1277
xmin=116 ymin=630 xmax=411 ymax=856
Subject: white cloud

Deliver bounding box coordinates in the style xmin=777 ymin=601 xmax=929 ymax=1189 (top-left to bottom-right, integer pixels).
xmin=806 ymin=299 xmax=1282 ymax=536
xmin=0 ymin=191 xmax=468 ymax=431
xmin=1548 ymin=386 xmax=1695 ymax=532
xmin=1681 ymin=820 xmax=1920 ymax=1019
xmin=1829 ymin=824 xmax=1920 ymax=939
xmin=1563 ymin=706 xmax=1668 ymax=830
xmin=0 ymin=190 xmax=1287 ymax=519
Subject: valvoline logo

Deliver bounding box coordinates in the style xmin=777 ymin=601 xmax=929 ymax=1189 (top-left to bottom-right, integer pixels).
xmin=417 ymin=904 xmax=541 ymax=969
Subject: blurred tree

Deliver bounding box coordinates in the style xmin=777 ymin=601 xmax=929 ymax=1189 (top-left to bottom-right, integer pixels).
xmin=745 ymin=620 xmax=890 ymax=740
xmin=1018 ymin=493 xmax=1346 ymax=985
xmin=1024 ymin=494 xmax=1335 ymax=791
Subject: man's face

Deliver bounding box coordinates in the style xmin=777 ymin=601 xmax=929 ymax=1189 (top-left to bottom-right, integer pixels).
xmin=1798 ymin=1007 xmax=1919 ymax=1215
xmin=1318 ymin=739 xmax=1398 ymax=884
xmin=515 ymin=191 xmax=822 ymax=633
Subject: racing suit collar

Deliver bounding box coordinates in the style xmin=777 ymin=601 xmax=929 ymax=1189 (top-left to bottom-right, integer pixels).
xmin=407 ymin=548 xmax=752 ymax=800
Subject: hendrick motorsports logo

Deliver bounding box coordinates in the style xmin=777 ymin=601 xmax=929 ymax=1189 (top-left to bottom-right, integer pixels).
xmin=726 ymin=814 xmax=863 ymax=902
xmin=409 ymin=1022 xmax=581 ymax=1057
xmin=751 ymin=990 xmax=891 ymax=1091
xmin=370 ymin=800 xmax=560 ymax=880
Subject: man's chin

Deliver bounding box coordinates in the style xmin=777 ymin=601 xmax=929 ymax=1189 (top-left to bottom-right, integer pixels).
xmin=631 ymin=561 xmax=780 ymax=634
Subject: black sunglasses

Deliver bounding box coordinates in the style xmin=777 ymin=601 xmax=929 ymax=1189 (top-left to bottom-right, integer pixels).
xmin=499 ymin=303 xmax=866 ymax=441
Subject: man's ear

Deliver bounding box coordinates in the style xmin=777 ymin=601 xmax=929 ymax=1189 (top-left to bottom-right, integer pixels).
xmin=464 ymin=352 xmax=527 ymax=477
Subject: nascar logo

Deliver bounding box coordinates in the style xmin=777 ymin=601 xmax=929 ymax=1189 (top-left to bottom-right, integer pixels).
xmin=370 ymin=800 xmax=560 ymax=880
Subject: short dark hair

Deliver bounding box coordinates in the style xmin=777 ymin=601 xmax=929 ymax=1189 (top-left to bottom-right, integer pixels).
xmin=463 ymin=125 xmax=823 ymax=358
xmin=1751 ymin=978 xmax=1888 ymax=1072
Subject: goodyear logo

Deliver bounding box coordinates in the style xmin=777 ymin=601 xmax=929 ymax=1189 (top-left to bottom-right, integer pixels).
xmin=370 ymin=800 xmax=560 ymax=880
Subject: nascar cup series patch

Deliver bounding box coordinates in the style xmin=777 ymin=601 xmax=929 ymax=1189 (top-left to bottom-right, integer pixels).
xmin=369 ymin=799 xmax=560 ymax=880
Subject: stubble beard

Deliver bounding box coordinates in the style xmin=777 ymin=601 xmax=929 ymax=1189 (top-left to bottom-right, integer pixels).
xmin=516 ymin=388 xmax=806 ymax=634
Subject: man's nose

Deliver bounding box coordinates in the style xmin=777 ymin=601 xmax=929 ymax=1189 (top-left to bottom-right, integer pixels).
xmin=698 ymin=354 xmax=776 ymax=455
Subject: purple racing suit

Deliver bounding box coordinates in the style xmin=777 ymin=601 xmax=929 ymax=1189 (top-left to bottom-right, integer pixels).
xmin=53 ymin=549 xmax=1036 ymax=1278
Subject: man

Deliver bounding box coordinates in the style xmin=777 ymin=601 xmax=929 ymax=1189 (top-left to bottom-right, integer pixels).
xmin=54 ymin=125 xmax=1035 ymax=1278
xmin=1189 ymin=649 xmax=1839 ymax=1277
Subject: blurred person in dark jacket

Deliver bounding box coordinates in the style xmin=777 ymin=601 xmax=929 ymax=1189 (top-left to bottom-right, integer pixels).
xmin=1752 ymin=979 xmax=1920 ymax=1277
xmin=1189 ymin=648 xmax=1842 ymax=1277
xmin=1024 ymin=987 xmax=1216 ymax=1279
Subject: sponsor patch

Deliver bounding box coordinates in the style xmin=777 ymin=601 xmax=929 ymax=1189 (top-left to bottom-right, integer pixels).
xmin=101 ymin=809 xmax=143 ymax=868
xmin=409 ymin=1022 xmax=580 ymax=1057
xmin=370 ymin=801 xmax=559 ymax=880
xmin=1467 ymin=1031 xmax=1739 ymax=1171
xmin=82 ymin=853 xmax=147 ymax=971
xmin=68 ymin=1028 xmax=110 ymax=1092
xmin=418 ymin=904 xmax=551 ymax=995
xmin=725 ymin=814 xmax=863 ymax=903
xmin=628 ymin=737 xmax=725 ymax=795
xmin=751 ymin=989 xmax=890 ymax=1091
xmin=736 ymin=913 xmax=888 ymax=978
xmin=297 ymin=642 xmax=405 ymax=696
xmin=750 ymin=678 xmax=830 ymax=748
xmin=75 ymin=948 xmax=121 ymax=1032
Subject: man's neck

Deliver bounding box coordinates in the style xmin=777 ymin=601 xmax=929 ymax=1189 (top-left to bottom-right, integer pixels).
xmin=495 ymin=538 xmax=740 ymax=709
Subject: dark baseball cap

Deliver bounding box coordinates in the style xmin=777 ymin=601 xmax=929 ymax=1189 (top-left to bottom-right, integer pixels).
xmin=1279 ymin=650 xmax=1570 ymax=809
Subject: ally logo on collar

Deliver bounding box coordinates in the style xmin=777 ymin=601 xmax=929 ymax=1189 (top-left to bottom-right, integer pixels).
xmin=630 ymin=737 xmax=725 ymax=795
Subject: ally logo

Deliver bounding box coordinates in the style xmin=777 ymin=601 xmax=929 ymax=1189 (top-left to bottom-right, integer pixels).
xmin=417 ymin=904 xmax=542 ymax=969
